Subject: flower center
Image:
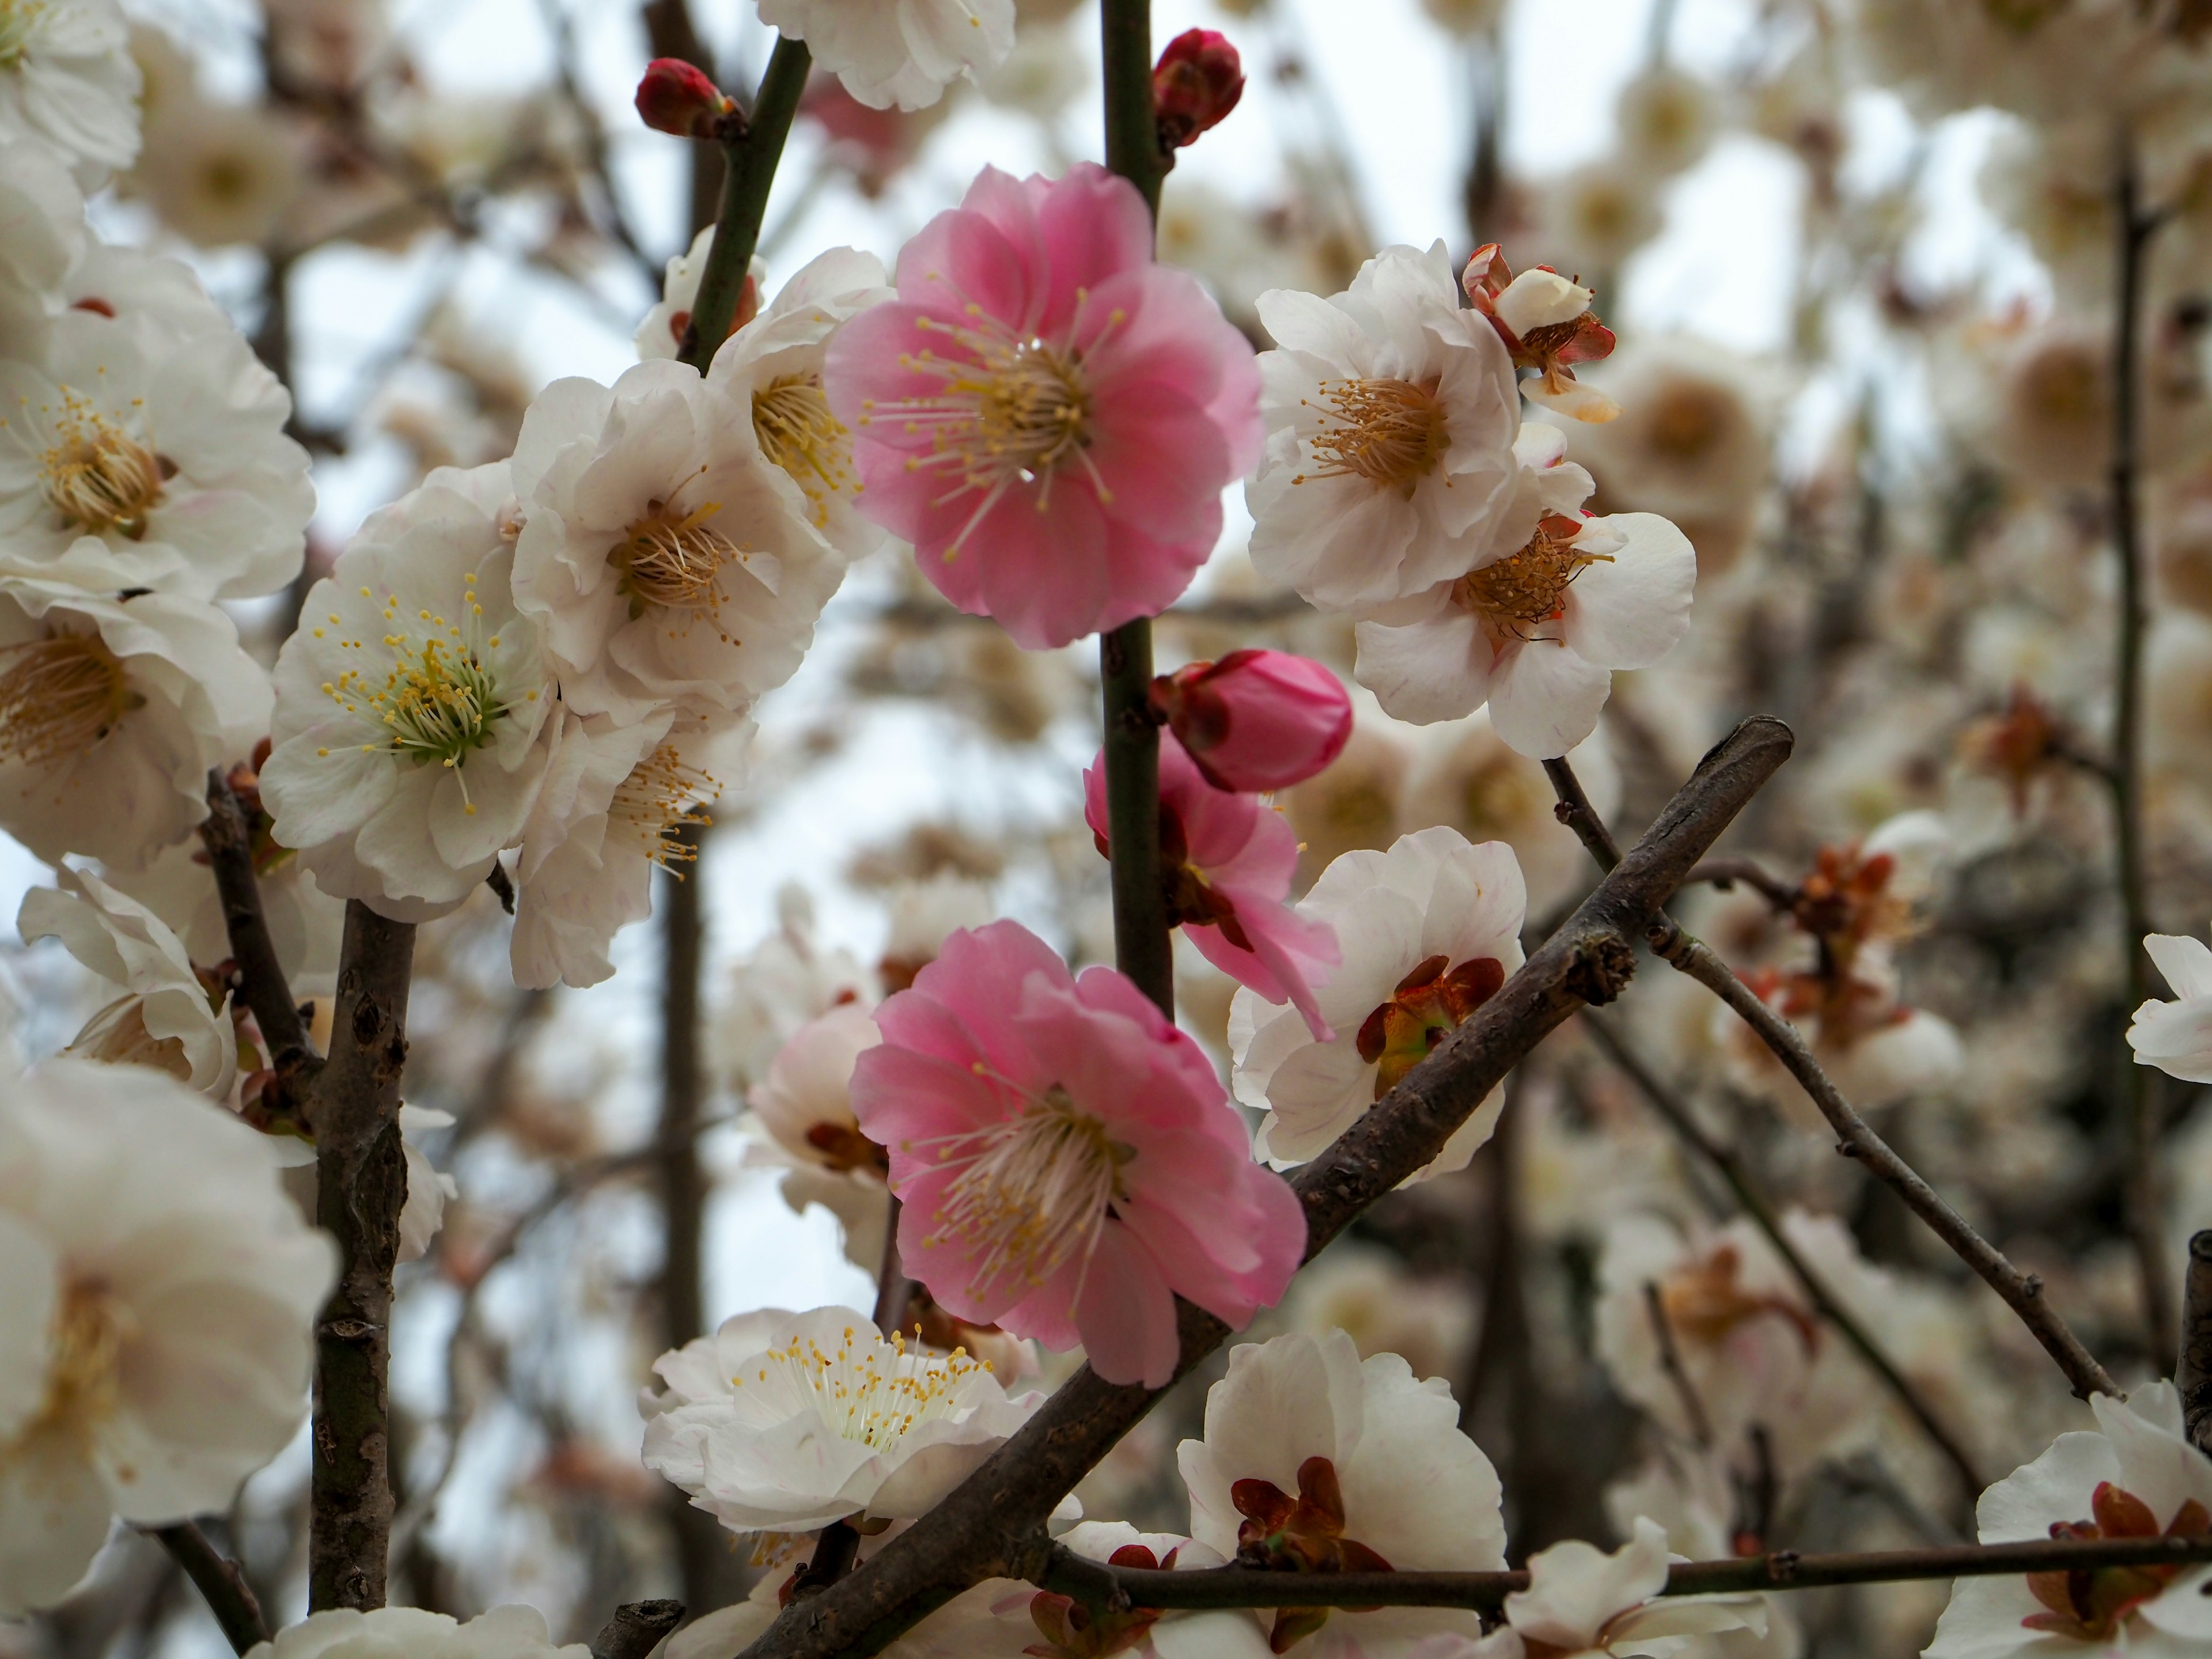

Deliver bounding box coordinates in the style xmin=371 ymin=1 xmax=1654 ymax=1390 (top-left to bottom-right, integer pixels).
xmin=1355 ymin=953 xmax=1505 ymax=1099
xmin=71 ymin=997 xmax=194 ymax=1081
xmin=370 ymin=635 xmax=505 ymax=768
xmin=0 ymin=632 xmax=139 ymax=768
xmin=1645 ymin=385 xmax=1728 ymax=461
xmin=1657 ymin=1243 xmax=1817 ymax=1350
xmin=732 ymin=1324 xmax=990 ymax=1455
xmin=614 ymin=500 xmax=739 ymax=615
xmin=32 ymin=1276 xmax=132 ymax=1453
xmin=857 ymin=297 xmax=1115 ymax=555
xmin=918 ymin=1082 xmax=1131 ymax=1301
xmin=42 ymin=397 xmax=169 ymax=539
xmin=753 ymin=373 xmax=856 ymax=529
xmin=2024 ymin=1482 xmax=2211 ymax=1642
xmin=1450 ymin=514 xmax=1610 ymax=641
xmin=609 ymin=743 xmax=719 ymax=869
xmin=1296 ymin=377 xmax=1450 ymax=495
xmin=0 ymin=1 xmax=46 ymax=72
xmin=1232 ymin=1456 xmax=1394 ymax=1653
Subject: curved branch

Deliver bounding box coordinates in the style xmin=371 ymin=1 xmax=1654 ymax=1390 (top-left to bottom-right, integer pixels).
xmin=149 ymin=1522 xmax=270 ymax=1656
xmin=732 ymin=716 xmax=1794 ymax=1659
xmin=199 ymin=771 xmax=318 ymax=1091
xmin=592 ymin=1599 xmax=686 ymax=1659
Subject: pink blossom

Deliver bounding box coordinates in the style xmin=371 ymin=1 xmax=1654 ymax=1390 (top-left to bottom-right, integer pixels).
xmin=1150 ymin=649 xmax=1353 ymax=793
xmin=1085 ymin=732 xmax=1338 ymax=1040
xmin=824 ymin=163 xmax=1263 ymax=649
xmin=849 ymin=920 xmax=1305 ymax=1387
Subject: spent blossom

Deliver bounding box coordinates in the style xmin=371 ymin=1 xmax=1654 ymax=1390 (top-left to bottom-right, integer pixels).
xmin=639 ymin=1304 xmax=1041 ymax=1533
xmin=757 ymin=0 xmax=1016 ymax=111
xmin=826 ymin=162 xmax=1263 ymax=649
xmin=850 ymin=919 xmax=1304 ymax=1387
xmin=1084 ymin=730 xmax=1339 ymax=1039
xmin=1460 ymin=244 xmax=1622 ymax=425
xmin=1149 ymin=649 xmax=1353 ymax=793
xmin=0 ymin=1062 xmax=334 ymax=1615
xmin=1232 ymin=827 xmax=1526 ymax=1180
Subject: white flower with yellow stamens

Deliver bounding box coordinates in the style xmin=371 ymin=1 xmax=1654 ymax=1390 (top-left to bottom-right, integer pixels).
xmin=0 ymin=1060 xmax=335 ymax=1616
xmin=0 ymin=0 xmax=141 ymax=187
xmin=17 ymin=863 xmax=236 ymax=1100
xmin=506 ymin=704 xmax=748 ymax=990
xmin=0 ymin=575 xmax=269 ymax=872
xmin=1246 ymin=243 xmax=1522 ymax=614
xmin=707 ymin=246 xmax=892 ymax=565
xmin=756 ymin=0 xmax=1014 ymax=112
xmin=510 ymin=359 xmax=845 ymax=724
xmin=639 ymin=1304 xmax=1042 ymax=1535
xmin=262 ymin=462 xmax=558 ymax=922
xmin=0 ymin=302 xmax=313 ymax=601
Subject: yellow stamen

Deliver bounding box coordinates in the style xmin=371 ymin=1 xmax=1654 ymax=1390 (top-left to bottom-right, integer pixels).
xmin=753 ymin=373 xmax=855 ymax=529
xmin=1294 ymin=377 xmax=1450 ymax=495
xmin=0 ymin=632 xmax=139 ymax=767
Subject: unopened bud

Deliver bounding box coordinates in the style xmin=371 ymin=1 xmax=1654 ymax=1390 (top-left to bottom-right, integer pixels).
xmin=1149 ymin=650 xmax=1351 ymax=794
xmin=637 ymin=58 xmax=735 ymax=140
xmin=1154 ymin=29 xmax=1244 ymax=154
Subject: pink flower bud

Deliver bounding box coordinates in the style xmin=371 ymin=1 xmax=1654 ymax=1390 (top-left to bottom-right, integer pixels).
xmin=1154 ymin=29 xmax=1244 ymax=153
xmin=636 ymin=58 xmax=733 ymax=140
xmin=1150 ymin=650 xmax=1351 ymax=793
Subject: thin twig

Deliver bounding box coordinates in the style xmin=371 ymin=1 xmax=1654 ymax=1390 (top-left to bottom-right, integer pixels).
xmin=199 ymin=771 xmax=319 ymax=1098
xmin=1641 ymin=1280 xmax=1715 ymax=1448
xmin=1100 ymin=620 xmax=1173 ymax=1014
xmin=148 ymin=1523 xmax=269 ymax=1656
xmin=1683 ymin=856 xmax=1798 ymax=912
xmin=1036 ymin=1532 xmax=2212 ymax=1615
xmin=2180 ymin=1230 xmax=2212 ymax=1455
xmin=1584 ymin=1013 xmax=1986 ymax=1493
xmin=731 ymin=717 xmax=1794 ymax=1659
xmin=2109 ymin=131 xmax=2176 ymax=1365
xmin=592 ymin=1599 xmax=686 ymax=1659
xmin=873 ymin=1192 xmax=912 ymax=1339
xmin=1543 ymin=757 xmax=2120 ymax=1402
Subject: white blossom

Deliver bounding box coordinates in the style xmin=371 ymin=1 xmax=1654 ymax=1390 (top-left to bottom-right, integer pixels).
xmin=243 ymin=1605 xmax=592 ymax=1659
xmin=0 ymin=0 xmax=141 ymax=185
xmin=0 ymin=135 xmax=84 ymax=350
xmin=18 ymin=863 xmax=236 ymax=1099
xmin=0 ymin=1060 xmax=334 ymax=1615
xmin=757 ymin=0 xmax=1016 ymax=111
xmin=509 ymin=359 xmax=844 ymax=724
xmin=0 ymin=577 xmax=270 ymax=872
xmin=1178 ymin=1329 xmax=1506 ymax=1659
xmin=263 ymin=462 xmax=558 ymax=921
xmin=107 ymin=833 xmax=344 ymax=999
xmin=634 ymin=228 xmax=763 ymax=362
xmin=707 ymin=246 xmax=893 ymax=563
xmin=1464 ymin=1517 xmax=1763 ymax=1659
xmin=2129 ymin=929 xmax=2212 ymax=1084
xmin=640 ymin=1304 xmax=1043 ymax=1533
xmin=1231 ymin=828 xmax=1526 ymax=1182
xmin=1247 ymin=244 xmax=1522 ymax=613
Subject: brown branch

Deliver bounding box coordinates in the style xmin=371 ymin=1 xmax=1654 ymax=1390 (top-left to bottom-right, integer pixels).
xmin=147 ymin=1524 xmax=269 ymax=1656
xmin=308 ymin=900 xmax=417 ymax=1612
xmin=1641 ymin=1280 xmax=1714 ymax=1448
xmin=872 ymin=1192 xmax=912 ymax=1339
xmin=2180 ymin=1230 xmax=2212 ymax=1455
xmin=1683 ymin=855 xmax=1798 ymax=912
xmin=1034 ymin=1533 xmax=2212 ymax=1615
xmin=730 ymin=716 xmax=1794 ymax=1659
xmin=200 ymin=771 xmax=319 ymax=1097
xmin=1541 ymin=759 xmax=2120 ymax=1402
xmin=1583 ymin=1013 xmax=1986 ymax=1494
xmin=592 ymin=1599 xmax=686 ymax=1659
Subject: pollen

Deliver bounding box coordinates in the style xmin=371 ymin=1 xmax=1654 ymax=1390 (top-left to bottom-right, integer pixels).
xmin=609 ymin=743 xmax=720 ymax=870
xmin=1450 ymin=514 xmax=1611 ymax=641
xmin=0 ymin=631 xmax=139 ymax=767
xmin=613 ymin=499 xmax=739 ymax=615
xmin=753 ymin=373 xmax=855 ymax=529
xmin=343 ymin=632 xmax=507 ymax=768
xmin=33 ymin=1275 xmax=134 ymax=1456
xmin=1296 ymin=376 xmax=1450 ymax=495
xmin=737 ymin=1326 xmax=989 ymax=1454
xmin=40 ymin=391 xmax=168 ymax=539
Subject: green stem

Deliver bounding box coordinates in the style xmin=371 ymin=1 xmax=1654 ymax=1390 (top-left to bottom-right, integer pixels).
xmin=679 ymin=35 xmax=812 ymax=372
xmin=1101 ymin=0 xmax=1161 ymax=214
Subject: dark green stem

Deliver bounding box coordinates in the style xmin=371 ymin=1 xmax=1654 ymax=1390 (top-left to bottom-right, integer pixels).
xmin=1101 ymin=0 xmax=1161 ymax=214
xmin=679 ymin=35 xmax=811 ymax=371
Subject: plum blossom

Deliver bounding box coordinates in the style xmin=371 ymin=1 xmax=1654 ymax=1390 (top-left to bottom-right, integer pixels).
xmin=741 ymin=998 xmax=893 ymax=1273
xmin=0 ymin=1061 xmax=335 ymax=1615
xmin=506 ymin=706 xmax=746 ymax=988
xmin=1231 ymin=828 xmax=1526 ymax=1181
xmin=851 ymin=919 xmax=1305 ymax=1387
xmin=244 ymin=1605 xmax=593 ymax=1659
xmin=639 ymin=1304 xmax=1042 ymax=1533
xmin=1246 ymin=243 xmax=1521 ymax=613
xmin=509 ymin=358 xmax=843 ymax=722
xmin=0 ymin=136 xmax=84 ymax=349
xmin=0 ymin=288 xmax=313 ymax=601
xmin=827 ymin=162 xmax=1263 ymax=649
xmin=1460 ymin=246 xmax=1622 ymax=425
xmin=1355 ymin=505 xmax=1695 ymax=757
xmin=635 ymin=225 xmax=763 ymax=362
xmin=0 ymin=0 xmax=141 ymax=184
xmin=1149 ymin=649 xmax=1353 ymax=794
xmin=0 ymin=577 xmax=270 ymax=872
xmin=1085 ymin=732 xmax=1339 ymax=1040
xmin=757 ymin=0 xmax=1015 ymax=111
xmin=714 ymin=885 xmax=880 ymax=1091
xmin=1926 ymin=1382 xmax=2212 ymax=1659
xmin=2128 ymin=929 xmax=2212 ymax=1084
xmin=18 ymin=863 xmax=236 ymax=1100
xmin=262 ymin=463 xmax=558 ymax=921
xmin=1466 ymin=1517 xmax=1763 ymax=1659
xmin=1178 ymin=1329 xmax=1506 ymax=1659
xmin=707 ymin=246 xmax=893 ymax=562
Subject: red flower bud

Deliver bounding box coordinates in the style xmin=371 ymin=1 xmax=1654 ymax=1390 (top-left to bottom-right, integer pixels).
xmin=1154 ymin=29 xmax=1244 ymax=154
xmin=1149 ymin=650 xmax=1351 ymax=793
xmin=636 ymin=58 xmax=733 ymax=140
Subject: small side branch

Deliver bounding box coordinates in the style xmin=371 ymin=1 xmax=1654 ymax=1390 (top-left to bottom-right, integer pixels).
xmin=199 ymin=770 xmax=318 ymax=1092
xmin=592 ymin=1599 xmax=686 ymax=1659
xmin=2179 ymin=1230 xmax=2212 ymax=1455
xmin=1101 ymin=620 xmax=1173 ymax=1014
xmin=1641 ymin=1279 xmax=1715 ymax=1448
xmin=149 ymin=1522 xmax=270 ymax=1656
